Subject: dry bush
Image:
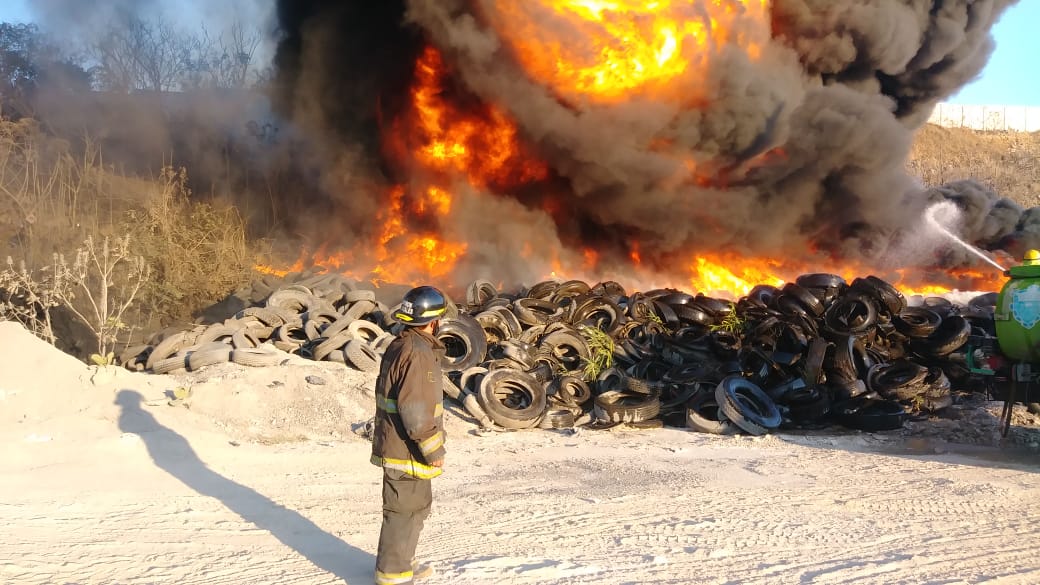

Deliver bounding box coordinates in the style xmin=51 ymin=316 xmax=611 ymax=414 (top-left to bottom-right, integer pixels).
xmin=0 ymin=118 xmax=98 ymax=260
xmin=909 ymin=124 xmax=1040 ymax=208
xmin=121 ymin=167 xmax=261 ymax=327
xmin=0 ymin=116 xmax=264 ymax=353
xmin=1 ymin=235 xmax=149 ymax=360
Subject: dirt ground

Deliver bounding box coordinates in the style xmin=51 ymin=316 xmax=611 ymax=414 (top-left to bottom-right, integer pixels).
xmin=909 ymin=124 xmax=1040 ymax=208
xmin=3 ymin=321 xmax=1040 ymax=584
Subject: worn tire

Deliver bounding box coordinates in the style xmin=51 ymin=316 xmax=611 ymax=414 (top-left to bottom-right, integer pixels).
xmin=344 ymin=340 xmax=381 ymax=373
xmin=685 ymin=391 xmax=740 ymax=435
xmin=230 ymin=346 xmax=287 ymax=368
xmin=593 ymin=390 xmax=662 ymax=424
xmin=477 ymin=369 xmax=546 ymax=430
xmin=437 ymin=315 xmax=488 ymax=373
xmin=715 ymin=376 xmax=781 ymax=435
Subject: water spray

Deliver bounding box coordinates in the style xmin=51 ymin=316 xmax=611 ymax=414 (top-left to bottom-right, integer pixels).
xmin=924 ymin=202 xmax=1007 ymax=273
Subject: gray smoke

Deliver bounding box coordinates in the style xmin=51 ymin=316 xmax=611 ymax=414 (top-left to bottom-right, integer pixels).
xmin=28 ymin=0 xmax=275 ymax=54
xmin=400 ymin=0 xmax=1018 ymax=282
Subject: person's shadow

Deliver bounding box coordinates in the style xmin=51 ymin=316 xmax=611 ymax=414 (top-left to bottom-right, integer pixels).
xmin=115 ymin=389 xmax=374 ymax=583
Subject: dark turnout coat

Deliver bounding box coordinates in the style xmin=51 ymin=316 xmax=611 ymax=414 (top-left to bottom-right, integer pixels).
xmin=370 ymin=327 xmax=446 ymax=479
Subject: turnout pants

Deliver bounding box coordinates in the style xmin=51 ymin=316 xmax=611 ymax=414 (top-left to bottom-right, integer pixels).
xmin=375 ymin=469 xmax=433 ymax=585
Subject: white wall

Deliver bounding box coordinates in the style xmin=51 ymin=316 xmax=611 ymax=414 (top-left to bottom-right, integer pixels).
xmin=928 ymin=103 xmax=1040 ymax=132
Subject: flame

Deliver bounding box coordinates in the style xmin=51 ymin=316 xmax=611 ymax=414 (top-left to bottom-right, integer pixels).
xmin=685 ymin=253 xmax=1008 ymax=299
xmin=391 ymin=46 xmax=549 ymax=190
xmin=256 ymin=12 xmax=1011 ymax=300
xmin=484 ymin=0 xmax=770 ymax=103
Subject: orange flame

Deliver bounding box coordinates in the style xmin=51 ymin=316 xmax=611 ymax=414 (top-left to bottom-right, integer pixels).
xmin=485 ymin=0 xmax=770 ymax=103
xmin=256 ymin=14 xmax=1010 ymax=299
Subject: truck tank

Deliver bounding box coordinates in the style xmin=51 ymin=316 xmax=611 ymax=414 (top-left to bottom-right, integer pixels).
xmin=995 ymin=262 xmax=1040 ymax=362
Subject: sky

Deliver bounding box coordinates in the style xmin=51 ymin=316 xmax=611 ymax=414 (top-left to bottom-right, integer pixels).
xmin=0 ymin=0 xmax=1037 ymax=106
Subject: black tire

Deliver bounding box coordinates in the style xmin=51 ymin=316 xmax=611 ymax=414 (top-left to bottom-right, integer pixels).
xmin=715 ymin=376 xmax=782 ymax=435
xmin=526 ymin=280 xmax=560 ymax=300
xmin=915 ymin=315 xmax=971 ymax=357
xmin=464 ymin=280 xmax=498 ymax=310
xmin=266 ymin=289 xmax=320 ymax=312
xmin=829 ymin=378 xmax=869 ymax=402
xmin=894 ymin=307 xmax=942 ymax=338
xmin=147 ymin=331 xmax=190 ymax=371
xmin=571 ymin=297 xmax=623 ymax=333
xmin=870 ymin=360 xmax=928 ymax=400
xmin=344 ymin=340 xmax=380 ymax=373
xmin=514 ymin=298 xmax=565 ymax=326
xmin=824 ymin=335 xmax=859 ymax=382
xmin=495 ymin=339 xmax=537 ymax=369
xmin=539 ymin=409 xmax=577 ymax=429
xmin=780 ymin=283 xmax=825 ymax=316
xmin=824 ymin=293 xmax=877 ymax=336
xmin=745 ymin=285 xmax=780 ymax=308
xmin=835 ymin=398 xmax=908 ymax=431
xmin=187 ymin=344 xmax=232 ymax=371
xmin=786 ymin=386 xmax=832 ymax=423
xmin=475 ymin=310 xmax=514 ymax=343
xmin=436 ymin=315 xmax=488 ymax=373
xmin=796 ymin=273 xmax=847 ymax=290
xmin=802 ymin=338 xmax=829 ymax=386
xmin=550 ymin=375 xmax=592 ymax=406
xmin=850 ymin=276 xmax=906 ymax=315
xmin=693 ymin=295 xmax=733 ymax=316
xmin=477 ymin=369 xmax=547 ymax=430
xmin=593 ymin=390 xmax=662 ymax=423
xmin=685 ymin=391 xmax=740 ymax=435
xmin=538 ymin=325 xmax=590 ymax=371
xmin=458 ymin=366 xmax=489 ymax=396
xmin=346 ymin=319 xmax=385 ymax=344
xmin=231 ymin=347 xmax=288 ymax=367
xmin=313 ymin=330 xmax=354 ymax=362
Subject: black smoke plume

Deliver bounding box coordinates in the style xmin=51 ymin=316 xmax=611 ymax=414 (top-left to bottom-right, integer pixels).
xmin=273 ymin=0 xmax=1022 ymax=286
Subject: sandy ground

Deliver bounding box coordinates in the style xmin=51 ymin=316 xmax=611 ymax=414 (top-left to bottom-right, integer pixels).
xmin=4 ymin=321 xmax=1040 ymax=585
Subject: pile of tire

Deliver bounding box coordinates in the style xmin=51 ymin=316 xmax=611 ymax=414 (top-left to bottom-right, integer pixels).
xmin=122 ymin=271 xmax=994 ymax=436
xmin=434 ymin=275 xmax=991 ymax=434
xmin=119 ymin=272 xmax=396 ymax=376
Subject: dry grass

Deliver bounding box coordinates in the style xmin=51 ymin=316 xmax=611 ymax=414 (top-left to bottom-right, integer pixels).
xmin=0 ymin=117 xmax=261 ymax=350
xmin=121 ymin=167 xmax=261 ymax=327
xmin=908 ymin=124 xmax=1040 ymax=208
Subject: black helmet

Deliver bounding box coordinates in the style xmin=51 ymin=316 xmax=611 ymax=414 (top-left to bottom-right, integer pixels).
xmin=393 ymin=285 xmax=448 ymax=326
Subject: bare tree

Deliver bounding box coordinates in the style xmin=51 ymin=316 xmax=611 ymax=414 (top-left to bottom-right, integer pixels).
xmin=91 ymin=13 xmax=195 ymax=93
xmin=182 ymin=21 xmax=263 ymax=90
xmin=91 ymin=15 xmax=263 ymax=93
xmin=215 ymin=22 xmax=262 ymax=89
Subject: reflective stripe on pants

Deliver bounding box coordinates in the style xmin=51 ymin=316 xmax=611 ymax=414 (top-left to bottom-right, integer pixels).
xmin=376 ymin=468 xmax=432 ymax=585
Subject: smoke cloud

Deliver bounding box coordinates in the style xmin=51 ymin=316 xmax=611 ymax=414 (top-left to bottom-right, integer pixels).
xmin=271 ymin=0 xmax=1021 ymax=286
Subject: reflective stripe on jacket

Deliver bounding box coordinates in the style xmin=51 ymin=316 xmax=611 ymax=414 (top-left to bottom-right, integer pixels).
xmin=371 ymin=327 xmax=446 ymax=479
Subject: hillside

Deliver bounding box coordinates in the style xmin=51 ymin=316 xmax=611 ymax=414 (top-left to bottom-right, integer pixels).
xmin=909 ymin=124 xmax=1040 ymax=208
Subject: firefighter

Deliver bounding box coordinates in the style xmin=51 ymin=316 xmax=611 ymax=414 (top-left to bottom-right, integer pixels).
xmin=1024 ymin=249 xmax=1040 ymax=266
xmin=371 ymin=285 xmax=449 ymax=585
